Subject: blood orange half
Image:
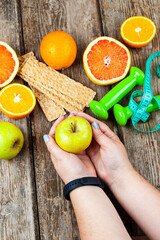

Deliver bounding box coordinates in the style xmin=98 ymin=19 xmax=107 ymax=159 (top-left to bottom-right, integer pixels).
xmin=0 ymin=41 xmax=19 ymax=88
xmin=83 ymin=37 xmax=131 ymax=85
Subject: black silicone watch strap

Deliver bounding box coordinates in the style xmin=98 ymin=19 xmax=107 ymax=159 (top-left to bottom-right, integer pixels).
xmin=63 ymin=177 xmax=104 ymax=200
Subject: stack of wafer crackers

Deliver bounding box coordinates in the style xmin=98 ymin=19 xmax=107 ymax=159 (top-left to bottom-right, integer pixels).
xmin=18 ymin=52 xmax=96 ymax=121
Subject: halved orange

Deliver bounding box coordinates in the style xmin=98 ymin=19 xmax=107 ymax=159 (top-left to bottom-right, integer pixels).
xmin=0 ymin=42 xmax=19 ymax=88
xmin=120 ymin=16 xmax=156 ymax=48
xmin=83 ymin=37 xmax=131 ymax=85
xmin=0 ymin=83 xmax=36 ymax=119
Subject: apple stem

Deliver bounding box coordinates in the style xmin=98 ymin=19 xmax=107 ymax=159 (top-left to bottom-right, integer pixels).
xmin=71 ymin=121 xmax=76 ymax=133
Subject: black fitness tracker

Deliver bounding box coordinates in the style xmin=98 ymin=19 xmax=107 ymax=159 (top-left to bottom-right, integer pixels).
xmin=63 ymin=177 xmax=104 ymax=200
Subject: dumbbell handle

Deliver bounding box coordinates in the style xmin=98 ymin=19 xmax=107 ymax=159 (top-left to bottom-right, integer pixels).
xmin=113 ymin=95 xmax=160 ymax=126
xmin=90 ymin=67 xmax=145 ymax=120
xmin=100 ymin=68 xmax=144 ymax=110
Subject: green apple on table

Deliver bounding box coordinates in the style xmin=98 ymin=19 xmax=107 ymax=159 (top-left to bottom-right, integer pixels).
xmin=55 ymin=116 xmax=92 ymax=153
xmin=0 ymin=122 xmax=24 ymax=160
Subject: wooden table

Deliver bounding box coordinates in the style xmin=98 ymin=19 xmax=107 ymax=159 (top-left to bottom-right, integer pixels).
xmin=0 ymin=0 xmax=159 ymax=239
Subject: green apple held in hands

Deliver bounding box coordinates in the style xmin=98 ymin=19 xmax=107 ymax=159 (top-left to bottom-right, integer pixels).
xmin=55 ymin=116 xmax=92 ymax=153
xmin=0 ymin=122 xmax=24 ymax=160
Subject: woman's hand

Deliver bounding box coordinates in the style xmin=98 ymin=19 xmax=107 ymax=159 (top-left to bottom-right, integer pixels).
xmin=71 ymin=111 xmax=134 ymax=188
xmin=43 ymin=115 xmax=97 ymax=184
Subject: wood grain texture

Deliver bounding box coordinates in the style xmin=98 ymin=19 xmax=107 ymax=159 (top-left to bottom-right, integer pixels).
xmin=19 ymin=0 xmax=104 ymax=239
xmin=0 ymin=0 xmax=39 ymax=239
xmin=99 ymin=0 xmax=159 ymax=238
xmin=99 ymin=0 xmax=160 ymax=187
xmin=20 ymin=0 xmax=126 ymax=239
xmin=0 ymin=0 xmax=159 ymax=239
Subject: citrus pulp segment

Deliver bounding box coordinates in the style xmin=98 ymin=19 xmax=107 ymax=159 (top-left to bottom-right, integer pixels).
xmin=0 ymin=83 xmax=36 ymax=119
xmin=0 ymin=41 xmax=19 ymax=88
xmin=83 ymin=37 xmax=131 ymax=85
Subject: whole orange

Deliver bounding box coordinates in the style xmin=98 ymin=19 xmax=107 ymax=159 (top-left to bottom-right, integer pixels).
xmin=40 ymin=31 xmax=77 ymax=70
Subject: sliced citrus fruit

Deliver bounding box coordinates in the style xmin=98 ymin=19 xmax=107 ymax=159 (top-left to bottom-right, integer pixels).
xmin=120 ymin=16 xmax=156 ymax=48
xmin=0 ymin=83 xmax=36 ymax=119
xmin=83 ymin=37 xmax=131 ymax=85
xmin=0 ymin=41 xmax=19 ymax=88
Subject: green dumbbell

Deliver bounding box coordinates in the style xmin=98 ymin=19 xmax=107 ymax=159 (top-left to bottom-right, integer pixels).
xmin=89 ymin=67 xmax=145 ymax=120
xmin=113 ymin=95 xmax=160 ymax=126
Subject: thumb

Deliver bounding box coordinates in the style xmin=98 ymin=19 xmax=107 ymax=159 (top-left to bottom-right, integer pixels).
xmin=43 ymin=134 xmax=63 ymax=159
xmin=92 ymin=121 xmax=109 ymax=146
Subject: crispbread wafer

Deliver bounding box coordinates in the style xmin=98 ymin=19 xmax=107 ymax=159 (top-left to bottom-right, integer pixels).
xmin=18 ymin=72 xmax=85 ymax=112
xmin=19 ymin=57 xmax=96 ymax=106
xmin=19 ymin=52 xmax=35 ymax=65
xmin=18 ymin=54 xmax=86 ymax=111
xmin=30 ymin=85 xmax=66 ymax=121
xmin=19 ymin=53 xmax=66 ymax=121
xmin=18 ymin=70 xmax=85 ymax=110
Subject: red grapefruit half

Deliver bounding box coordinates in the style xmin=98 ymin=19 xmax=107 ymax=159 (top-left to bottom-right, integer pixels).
xmin=83 ymin=37 xmax=131 ymax=85
xmin=0 ymin=41 xmax=19 ymax=88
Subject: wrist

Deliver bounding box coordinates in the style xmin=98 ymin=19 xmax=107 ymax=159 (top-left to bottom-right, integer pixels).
xmin=70 ymin=184 xmax=104 ymax=202
xmin=63 ymin=173 xmax=97 ymax=185
xmin=109 ymin=164 xmax=136 ymax=193
xmin=64 ymin=177 xmax=104 ymax=200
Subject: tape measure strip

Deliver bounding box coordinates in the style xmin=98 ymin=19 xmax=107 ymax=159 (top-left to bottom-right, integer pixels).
xmin=129 ymin=90 xmax=150 ymax=122
xmin=156 ymin=64 xmax=160 ymax=78
xmin=129 ymin=52 xmax=160 ymax=133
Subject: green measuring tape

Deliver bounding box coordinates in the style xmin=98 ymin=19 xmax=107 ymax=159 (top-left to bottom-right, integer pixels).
xmin=129 ymin=52 xmax=160 ymax=133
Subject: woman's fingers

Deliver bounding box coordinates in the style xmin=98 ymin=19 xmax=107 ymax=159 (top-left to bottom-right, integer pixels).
xmin=43 ymin=135 xmax=65 ymax=163
xmin=49 ymin=115 xmax=65 ymax=136
xmin=92 ymin=121 xmax=112 ymax=147
xmin=68 ymin=112 xmax=75 ymax=118
xmin=87 ymin=139 xmax=99 ymax=158
xmin=71 ymin=110 xmax=97 ymax=123
xmin=71 ymin=111 xmax=117 ymax=140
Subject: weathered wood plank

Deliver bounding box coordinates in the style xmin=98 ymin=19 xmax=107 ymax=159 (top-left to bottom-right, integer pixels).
xmin=19 ymin=0 xmax=124 ymax=239
xmin=1 ymin=0 xmax=159 ymax=239
xmin=0 ymin=0 xmax=39 ymax=239
xmin=99 ymin=0 xmax=160 ymax=238
xmin=99 ymin=0 xmax=160 ymax=186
